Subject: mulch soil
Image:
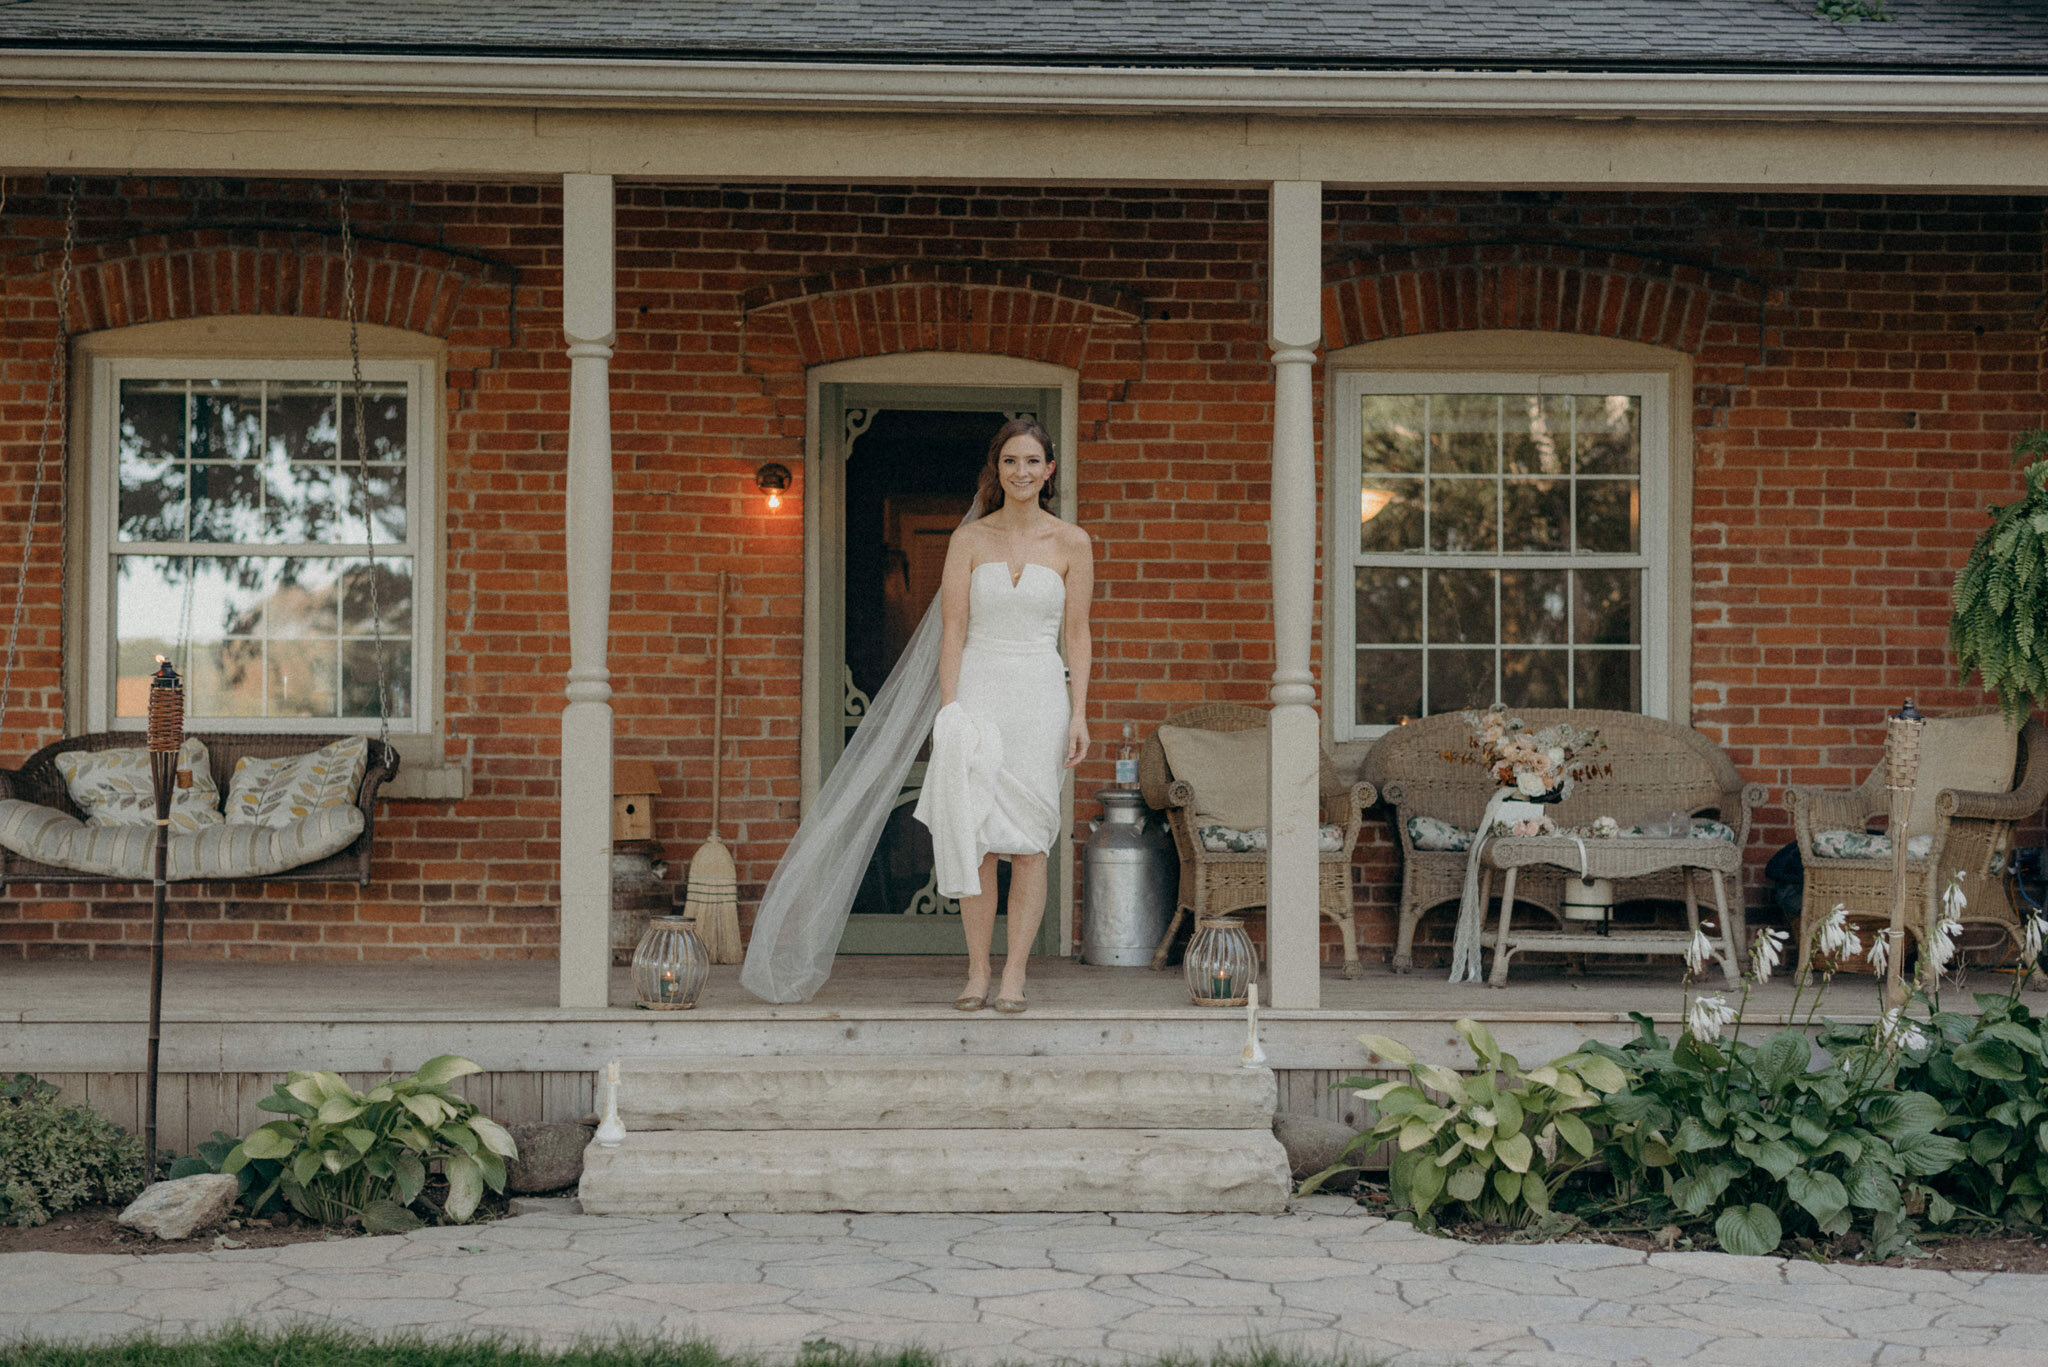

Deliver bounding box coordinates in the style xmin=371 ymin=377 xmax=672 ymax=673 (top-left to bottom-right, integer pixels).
xmin=0 ymin=1205 xmax=360 ymax=1257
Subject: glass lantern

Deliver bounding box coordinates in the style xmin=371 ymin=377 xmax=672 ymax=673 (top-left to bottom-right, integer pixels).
xmin=632 ymin=914 xmax=710 ymax=1011
xmin=1184 ymin=916 xmax=1258 ymax=1007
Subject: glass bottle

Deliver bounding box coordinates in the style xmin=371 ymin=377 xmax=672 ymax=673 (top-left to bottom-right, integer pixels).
xmin=1115 ymin=722 xmax=1139 ymax=788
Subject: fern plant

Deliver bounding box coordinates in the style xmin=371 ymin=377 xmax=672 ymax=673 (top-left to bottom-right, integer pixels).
xmin=1950 ymin=431 xmax=2048 ymax=726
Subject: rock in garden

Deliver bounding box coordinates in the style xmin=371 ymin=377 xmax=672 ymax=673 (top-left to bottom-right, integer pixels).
xmin=117 ymin=1174 xmax=240 ymax=1240
xmin=505 ymin=1121 xmax=594 ymax=1193
xmin=1273 ymin=1113 xmax=1365 ymax=1187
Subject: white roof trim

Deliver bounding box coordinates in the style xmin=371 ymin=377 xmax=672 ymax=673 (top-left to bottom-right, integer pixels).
xmin=5 ymin=52 xmax=2048 ymax=120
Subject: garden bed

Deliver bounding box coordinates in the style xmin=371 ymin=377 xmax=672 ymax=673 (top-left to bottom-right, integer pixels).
xmin=0 ymin=1203 xmax=357 ymax=1257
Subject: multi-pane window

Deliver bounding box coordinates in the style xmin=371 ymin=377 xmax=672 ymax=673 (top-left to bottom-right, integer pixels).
xmin=1334 ymin=373 xmax=1666 ymax=735
xmin=90 ymin=361 xmax=429 ymax=731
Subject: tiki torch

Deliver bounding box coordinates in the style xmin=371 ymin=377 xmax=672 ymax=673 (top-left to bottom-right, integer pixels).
xmin=144 ymin=655 xmax=183 ymax=1179
xmin=1883 ymin=699 xmax=1925 ymax=1012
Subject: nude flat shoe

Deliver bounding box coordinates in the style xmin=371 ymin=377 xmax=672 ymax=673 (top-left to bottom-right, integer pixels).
xmin=954 ymin=993 xmax=988 ymax=1012
xmin=992 ymin=997 xmax=1028 ymax=1015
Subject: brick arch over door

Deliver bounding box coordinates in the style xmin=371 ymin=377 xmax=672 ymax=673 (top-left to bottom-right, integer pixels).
xmin=1321 ymin=242 xmax=1770 ymax=356
xmin=3 ymin=228 xmax=516 ymax=341
xmin=741 ymin=261 xmax=1147 ymax=374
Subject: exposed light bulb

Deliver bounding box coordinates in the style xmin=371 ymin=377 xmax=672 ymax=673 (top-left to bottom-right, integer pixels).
xmin=766 ymin=490 xmax=782 ymax=510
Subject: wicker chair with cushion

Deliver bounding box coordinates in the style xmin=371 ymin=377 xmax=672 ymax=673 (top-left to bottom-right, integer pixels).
xmin=1785 ymin=709 xmax=2048 ymax=980
xmin=1137 ymin=704 xmax=1376 ymax=978
xmin=1361 ymin=708 xmax=1764 ymax=972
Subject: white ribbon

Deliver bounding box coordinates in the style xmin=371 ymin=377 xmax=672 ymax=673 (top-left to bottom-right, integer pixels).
xmin=1448 ymin=788 xmax=1516 ymax=983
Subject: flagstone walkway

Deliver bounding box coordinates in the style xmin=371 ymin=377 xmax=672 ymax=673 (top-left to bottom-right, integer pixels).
xmin=2 ymin=1199 xmax=2043 ymax=1366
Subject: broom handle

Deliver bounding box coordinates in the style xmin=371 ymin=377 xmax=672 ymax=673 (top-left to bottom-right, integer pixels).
xmin=710 ymin=570 xmax=727 ymax=838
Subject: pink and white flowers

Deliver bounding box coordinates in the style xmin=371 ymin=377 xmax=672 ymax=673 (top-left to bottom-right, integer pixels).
xmin=1455 ymin=705 xmax=1607 ymax=803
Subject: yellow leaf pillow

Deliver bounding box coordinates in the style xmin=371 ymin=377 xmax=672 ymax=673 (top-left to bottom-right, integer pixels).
xmin=226 ymin=737 xmax=370 ymax=829
xmin=54 ymin=738 xmax=224 ymax=832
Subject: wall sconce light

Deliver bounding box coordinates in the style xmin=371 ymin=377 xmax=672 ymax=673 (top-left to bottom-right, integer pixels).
xmin=755 ymin=462 xmax=792 ymax=511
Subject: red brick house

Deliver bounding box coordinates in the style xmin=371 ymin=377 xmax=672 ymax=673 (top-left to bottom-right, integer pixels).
xmin=4 ymin=1 xmax=2047 ymax=1040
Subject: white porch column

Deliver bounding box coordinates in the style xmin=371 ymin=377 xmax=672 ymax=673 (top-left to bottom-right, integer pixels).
xmin=1266 ymin=180 xmax=1324 ymax=1010
xmin=558 ymin=173 xmax=617 ymax=1010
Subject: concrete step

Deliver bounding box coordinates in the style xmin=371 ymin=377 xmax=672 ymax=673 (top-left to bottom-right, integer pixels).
xmin=616 ymin=1053 xmax=1276 ymax=1131
xmin=578 ymin=1126 xmax=1292 ymax=1214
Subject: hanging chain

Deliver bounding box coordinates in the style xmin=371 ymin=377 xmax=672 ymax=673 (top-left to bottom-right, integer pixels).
xmin=0 ymin=180 xmax=77 ymax=741
xmin=339 ymin=182 xmax=392 ymax=748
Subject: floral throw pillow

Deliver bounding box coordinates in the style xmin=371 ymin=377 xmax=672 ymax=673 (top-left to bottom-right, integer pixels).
xmin=54 ymin=738 xmax=224 ymax=831
xmin=1812 ymin=828 xmax=1934 ymax=862
xmin=1197 ymin=823 xmax=1345 ymax=854
xmin=226 ymin=737 xmax=370 ymax=829
xmin=1404 ymin=815 xmax=1475 ymax=852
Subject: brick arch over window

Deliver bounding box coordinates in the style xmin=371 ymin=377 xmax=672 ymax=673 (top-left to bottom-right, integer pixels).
xmin=1322 ymin=243 xmax=1769 ymax=355
xmin=4 ymin=228 xmax=516 ymax=340
xmin=742 ymin=261 xmax=1147 ymax=373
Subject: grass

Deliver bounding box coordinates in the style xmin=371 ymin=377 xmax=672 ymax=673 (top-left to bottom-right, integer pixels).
xmin=0 ymin=1327 xmax=1396 ymax=1367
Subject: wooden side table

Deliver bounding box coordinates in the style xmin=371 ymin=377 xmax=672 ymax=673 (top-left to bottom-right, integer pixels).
xmin=1479 ymin=835 xmax=1744 ymax=988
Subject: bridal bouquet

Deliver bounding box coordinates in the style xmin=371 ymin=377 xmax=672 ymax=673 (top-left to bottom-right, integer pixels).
xmin=1451 ymin=704 xmax=1608 ymax=802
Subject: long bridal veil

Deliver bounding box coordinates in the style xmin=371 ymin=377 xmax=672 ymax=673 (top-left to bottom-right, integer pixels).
xmin=738 ymin=497 xmax=984 ymax=1003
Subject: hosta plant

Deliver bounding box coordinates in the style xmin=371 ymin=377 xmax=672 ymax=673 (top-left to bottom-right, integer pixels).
xmin=1303 ymin=1019 xmax=1629 ymax=1229
xmin=223 ymin=1055 xmax=518 ymax=1231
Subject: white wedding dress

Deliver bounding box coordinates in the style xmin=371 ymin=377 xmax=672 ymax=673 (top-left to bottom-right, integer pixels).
xmin=913 ymin=560 xmax=1068 ymax=896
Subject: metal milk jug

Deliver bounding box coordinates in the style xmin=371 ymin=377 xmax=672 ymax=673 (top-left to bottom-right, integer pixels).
xmin=1082 ymin=788 xmax=1178 ymax=967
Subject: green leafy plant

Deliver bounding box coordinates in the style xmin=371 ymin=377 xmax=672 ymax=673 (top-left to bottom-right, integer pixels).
xmin=1303 ymin=1020 xmax=1628 ymax=1229
xmin=1885 ymin=991 xmax=2048 ymax=1228
xmin=168 ymin=1129 xmax=286 ymax=1218
xmin=1950 ymin=430 xmax=2048 ymax=725
xmin=223 ymin=1055 xmax=518 ymax=1231
xmin=0 ymin=1073 xmax=146 ymax=1228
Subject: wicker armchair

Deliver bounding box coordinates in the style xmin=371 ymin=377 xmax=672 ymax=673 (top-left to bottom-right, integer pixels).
xmin=0 ymin=731 xmax=399 ymax=887
xmin=1137 ymin=703 xmax=1376 ymax=978
xmin=1361 ymin=709 xmax=1765 ymax=972
xmin=1785 ymin=710 xmax=2048 ymax=980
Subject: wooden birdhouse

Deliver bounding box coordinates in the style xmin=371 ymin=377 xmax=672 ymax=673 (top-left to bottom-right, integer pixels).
xmin=612 ymin=761 xmax=667 ymax=843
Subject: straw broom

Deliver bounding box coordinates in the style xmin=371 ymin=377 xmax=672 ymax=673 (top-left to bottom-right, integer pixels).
xmin=685 ymin=570 xmax=743 ymax=963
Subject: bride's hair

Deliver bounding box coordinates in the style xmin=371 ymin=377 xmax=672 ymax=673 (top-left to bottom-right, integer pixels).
xmin=974 ymin=416 xmax=1057 ymax=514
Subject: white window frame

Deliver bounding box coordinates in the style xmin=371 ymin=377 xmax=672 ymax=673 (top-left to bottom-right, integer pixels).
xmin=1329 ymin=369 xmax=1672 ymax=741
xmin=84 ymin=356 xmax=438 ymax=738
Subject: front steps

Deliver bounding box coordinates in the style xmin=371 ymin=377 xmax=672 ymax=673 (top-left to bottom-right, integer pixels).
xmin=578 ymin=1053 xmax=1292 ymax=1214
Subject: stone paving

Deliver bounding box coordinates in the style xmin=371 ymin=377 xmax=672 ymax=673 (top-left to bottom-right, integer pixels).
xmin=2 ymin=1199 xmax=2045 ymax=1366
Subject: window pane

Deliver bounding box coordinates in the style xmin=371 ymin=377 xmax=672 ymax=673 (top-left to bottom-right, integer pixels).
xmin=1427 ymin=648 xmax=1494 ymax=712
xmin=268 ymin=638 xmax=338 ymax=718
xmin=344 ymin=640 xmax=414 ymax=719
xmin=341 ymin=388 xmax=408 ymax=463
xmin=1502 ymin=479 xmax=1568 ymax=553
xmin=1576 ymin=480 xmax=1640 ymax=553
xmin=1575 ymin=394 xmax=1639 ymax=475
xmin=335 ymin=466 xmax=409 ymax=544
xmin=1502 ymin=649 xmax=1569 ymax=708
xmin=187 ymin=639 xmax=268 ymax=718
xmin=1355 ymin=649 xmax=1421 ymax=726
xmin=1355 ymin=567 xmax=1421 ymax=645
xmin=269 ymin=384 xmax=338 ymax=463
xmin=1359 ymin=477 xmax=1423 ymax=553
xmin=342 ymin=560 xmax=414 ymax=638
xmin=191 ymin=382 xmax=263 ymax=462
xmin=1428 ymin=568 xmax=1494 ymax=644
xmin=264 ymin=461 xmax=349 ymax=543
xmin=1429 ymin=478 xmax=1496 ymax=553
xmin=265 ymin=558 xmax=341 ymax=639
xmin=1574 ymin=569 xmax=1641 ymax=645
xmin=189 ymin=461 xmax=264 ymax=543
xmin=1575 ymin=649 xmax=1641 ymax=710
xmin=112 ymin=556 xmax=190 ymax=718
xmin=1503 ymin=394 xmax=1571 ymax=476
xmin=1360 ymin=394 xmax=1425 ymax=474
xmin=117 ymin=382 xmax=188 ymax=543
xmin=1429 ymin=394 xmax=1499 ymax=474
xmin=1501 ymin=568 xmax=1569 ymax=644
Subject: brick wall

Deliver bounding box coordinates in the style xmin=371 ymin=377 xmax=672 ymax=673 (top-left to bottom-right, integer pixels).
xmin=2 ymin=179 xmax=2041 ymax=964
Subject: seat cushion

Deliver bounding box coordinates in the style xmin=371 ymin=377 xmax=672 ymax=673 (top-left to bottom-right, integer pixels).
xmin=1404 ymin=815 xmax=1734 ymax=852
xmin=0 ymin=797 xmax=365 ymax=880
xmin=1906 ymin=714 xmax=2019 ymax=839
xmin=226 ymin=737 xmax=370 ymax=828
xmin=1813 ymin=828 xmax=1934 ymax=862
xmin=1197 ymin=823 xmax=1345 ymax=854
xmin=53 ymin=738 xmax=224 ymax=831
xmin=1156 ymin=725 xmax=1269 ymax=830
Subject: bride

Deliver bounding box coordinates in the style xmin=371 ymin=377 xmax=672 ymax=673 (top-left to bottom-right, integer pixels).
xmin=915 ymin=418 xmax=1094 ymax=1014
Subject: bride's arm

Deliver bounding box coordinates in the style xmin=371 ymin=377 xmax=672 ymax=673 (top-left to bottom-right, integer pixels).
xmin=1063 ymin=528 xmax=1095 ymax=768
xmin=937 ymin=532 xmax=973 ymax=707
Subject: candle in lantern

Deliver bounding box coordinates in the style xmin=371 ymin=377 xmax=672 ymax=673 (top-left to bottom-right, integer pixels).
xmin=1212 ymin=968 xmax=1231 ymax=1000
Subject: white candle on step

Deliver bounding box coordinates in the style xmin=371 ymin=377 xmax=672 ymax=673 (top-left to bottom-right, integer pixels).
xmin=1242 ymin=982 xmax=1266 ymax=1068
xmin=595 ymin=1059 xmax=627 ymax=1148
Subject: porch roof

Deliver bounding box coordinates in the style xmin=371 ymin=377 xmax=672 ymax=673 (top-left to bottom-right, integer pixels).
xmin=4 ymin=0 xmax=2046 ymax=74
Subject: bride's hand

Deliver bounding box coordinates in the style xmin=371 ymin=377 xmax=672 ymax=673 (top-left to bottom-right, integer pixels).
xmin=1064 ymin=717 xmax=1091 ymax=769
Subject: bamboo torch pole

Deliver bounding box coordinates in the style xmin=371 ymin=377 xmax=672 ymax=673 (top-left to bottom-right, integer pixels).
xmin=1883 ymin=700 xmax=1925 ymax=1012
xmin=143 ymin=656 xmax=185 ymax=1178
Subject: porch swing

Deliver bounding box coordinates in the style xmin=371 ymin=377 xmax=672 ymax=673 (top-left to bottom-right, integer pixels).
xmin=0 ymin=182 xmax=399 ymax=889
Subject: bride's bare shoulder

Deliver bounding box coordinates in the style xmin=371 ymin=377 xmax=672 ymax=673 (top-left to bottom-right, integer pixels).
xmin=1055 ymin=520 xmax=1093 ymax=553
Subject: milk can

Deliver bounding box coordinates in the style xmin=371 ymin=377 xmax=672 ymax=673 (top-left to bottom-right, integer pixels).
xmin=1082 ymin=789 xmax=1178 ymax=967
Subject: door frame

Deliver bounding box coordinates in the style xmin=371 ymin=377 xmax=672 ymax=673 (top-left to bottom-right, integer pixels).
xmin=801 ymin=353 xmax=1082 ymax=955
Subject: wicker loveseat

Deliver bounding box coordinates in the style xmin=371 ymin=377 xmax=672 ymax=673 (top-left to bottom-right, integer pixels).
xmin=0 ymin=732 xmax=399 ymax=887
xmin=1361 ymin=708 xmax=1764 ymax=972
xmin=1137 ymin=704 xmax=1377 ymax=978
xmin=1785 ymin=710 xmax=2048 ymax=980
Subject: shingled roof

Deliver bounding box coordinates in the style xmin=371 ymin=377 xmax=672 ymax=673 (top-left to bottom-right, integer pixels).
xmin=3 ymin=0 xmax=2045 ymax=74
